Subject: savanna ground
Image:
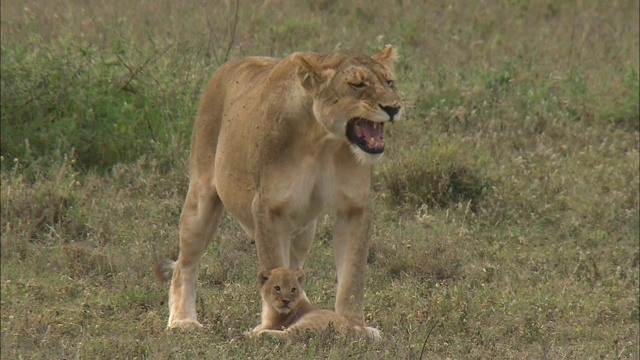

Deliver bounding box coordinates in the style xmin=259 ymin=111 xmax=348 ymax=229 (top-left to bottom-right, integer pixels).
xmin=1 ymin=0 xmax=638 ymax=358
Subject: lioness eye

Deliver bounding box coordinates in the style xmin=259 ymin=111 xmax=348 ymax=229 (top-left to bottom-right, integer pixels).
xmin=387 ymin=80 xmax=394 ymax=88
xmin=274 ymin=286 xmax=281 ymax=292
xmin=350 ymin=82 xmax=366 ymax=90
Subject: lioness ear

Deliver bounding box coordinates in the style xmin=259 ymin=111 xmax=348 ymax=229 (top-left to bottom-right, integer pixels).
xmin=372 ymin=44 xmax=397 ymax=68
xmin=258 ymin=269 xmax=271 ymax=288
xmin=291 ymin=53 xmax=335 ymax=92
xmin=295 ymin=270 xmax=305 ymax=287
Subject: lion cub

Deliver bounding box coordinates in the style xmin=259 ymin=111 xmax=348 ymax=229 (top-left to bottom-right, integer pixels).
xmin=252 ymin=268 xmax=380 ymax=340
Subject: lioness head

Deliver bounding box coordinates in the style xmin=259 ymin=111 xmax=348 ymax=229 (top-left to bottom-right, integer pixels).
xmin=258 ymin=268 xmax=305 ymax=315
xmin=291 ymin=45 xmax=403 ymax=162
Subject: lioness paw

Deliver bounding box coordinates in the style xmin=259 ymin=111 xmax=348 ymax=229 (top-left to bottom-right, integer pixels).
xmin=167 ymin=319 xmax=203 ymax=330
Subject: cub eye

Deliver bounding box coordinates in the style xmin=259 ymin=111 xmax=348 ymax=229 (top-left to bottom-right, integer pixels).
xmin=274 ymin=286 xmax=281 ymax=292
xmin=387 ymin=80 xmax=395 ymax=88
xmin=350 ymin=82 xmax=366 ymax=90
xmin=291 ymin=287 xmax=297 ymax=294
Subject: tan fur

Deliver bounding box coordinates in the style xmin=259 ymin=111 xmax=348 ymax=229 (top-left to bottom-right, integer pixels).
xmin=164 ymin=45 xmax=402 ymax=331
xmin=153 ymin=258 xmax=176 ymax=285
xmin=252 ymin=268 xmax=381 ymax=340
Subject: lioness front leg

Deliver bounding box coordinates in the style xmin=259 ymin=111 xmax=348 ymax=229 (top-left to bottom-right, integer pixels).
xmin=289 ymin=221 xmax=317 ymax=270
xmin=332 ymin=207 xmax=372 ymax=326
xmin=251 ymin=196 xmax=289 ymax=270
xmin=168 ymin=182 xmax=224 ymax=329
xmin=250 ymin=196 xmax=292 ymax=333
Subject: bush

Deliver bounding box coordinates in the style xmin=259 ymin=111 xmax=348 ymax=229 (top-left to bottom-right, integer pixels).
xmin=0 ymin=34 xmax=203 ymax=173
xmin=380 ymin=136 xmax=489 ymax=211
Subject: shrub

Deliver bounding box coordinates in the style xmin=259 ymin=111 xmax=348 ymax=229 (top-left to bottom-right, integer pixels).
xmin=380 ymin=136 xmax=488 ymax=211
xmin=0 ymin=34 xmax=202 ymax=173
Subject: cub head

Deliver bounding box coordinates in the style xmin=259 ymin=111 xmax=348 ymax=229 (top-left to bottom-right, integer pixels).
xmin=291 ymin=45 xmax=403 ymax=163
xmin=258 ymin=268 xmax=305 ymax=315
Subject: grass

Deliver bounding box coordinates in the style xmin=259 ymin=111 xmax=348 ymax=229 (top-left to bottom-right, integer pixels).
xmin=1 ymin=0 xmax=639 ymax=358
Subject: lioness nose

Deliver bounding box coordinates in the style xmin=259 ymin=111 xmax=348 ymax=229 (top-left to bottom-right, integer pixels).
xmin=282 ymin=300 xmax=290 ymax=306
xmin=379 ymin=104 xmax=400 ymax=120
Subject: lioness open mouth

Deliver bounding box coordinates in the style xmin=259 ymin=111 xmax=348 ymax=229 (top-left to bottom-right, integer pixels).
xmin=346 ymin=118 xmax=385 ymax=154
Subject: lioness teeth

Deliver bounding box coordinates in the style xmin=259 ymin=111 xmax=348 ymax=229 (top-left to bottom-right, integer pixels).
xmin=373 ymin=123 xmax=378 ymax=129
xmin=368 ymin=138 xmax=376 ymax=148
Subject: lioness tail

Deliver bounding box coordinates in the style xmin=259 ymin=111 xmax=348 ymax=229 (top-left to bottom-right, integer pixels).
xmin=153 ymin=259 xmax=176 ymax=285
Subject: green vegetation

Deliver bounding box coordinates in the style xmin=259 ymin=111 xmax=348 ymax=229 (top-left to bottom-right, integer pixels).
xmin=1 ymin=0 xmax=638 ymax=358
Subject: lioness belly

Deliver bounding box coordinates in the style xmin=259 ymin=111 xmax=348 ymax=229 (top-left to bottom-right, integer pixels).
xmin=205 ymin=59 xmax=278 ymax=235
xmin=212 ymin=116 xmax=258 ymax=235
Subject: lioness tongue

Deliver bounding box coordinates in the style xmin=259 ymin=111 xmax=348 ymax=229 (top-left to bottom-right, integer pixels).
xmin=355 ymin=119 xmax=384 ymax=150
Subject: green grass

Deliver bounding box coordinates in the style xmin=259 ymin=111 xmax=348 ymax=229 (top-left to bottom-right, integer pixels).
xmin=1 ymin=0 xmax=639 ymax=358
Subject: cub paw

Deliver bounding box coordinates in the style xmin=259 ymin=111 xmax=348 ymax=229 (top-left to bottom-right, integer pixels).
xmin=360 ymin=326 xmax=382 ymax=340
xmin=257 ymin=329 xmax=289 ymax=340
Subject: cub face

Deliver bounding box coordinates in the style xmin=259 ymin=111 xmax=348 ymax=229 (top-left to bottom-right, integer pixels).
xmin=292 ymin=45 xmax=403 ymax=162
xmin=258 ymin=268 xmax=305 ymax=315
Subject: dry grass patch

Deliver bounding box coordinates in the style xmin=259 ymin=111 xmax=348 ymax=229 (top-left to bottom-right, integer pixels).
xmin=1 ymin=0 xmax=638 ymax=358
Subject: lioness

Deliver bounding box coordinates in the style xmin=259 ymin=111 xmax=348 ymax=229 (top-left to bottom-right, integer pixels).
xmin=252 ymin=268 xmax=380 ymax=340
xmin=163 ymin=45 xmax=402 ymax=332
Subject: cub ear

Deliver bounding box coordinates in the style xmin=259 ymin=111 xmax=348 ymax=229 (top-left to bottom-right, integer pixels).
xmin=291 ymin=53 xmax=335 ymax=92
xmin=372 ymin=44 xmax=397 ymax=68
xmin=257 ymin=269 xmax=271 ymax=288
xmin=294 ymin=270 xmax=306 ymax=287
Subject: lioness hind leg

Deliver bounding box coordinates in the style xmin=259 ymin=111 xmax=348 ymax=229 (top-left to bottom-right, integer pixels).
xmin=168 ymin=181 xmax=224 ymax=329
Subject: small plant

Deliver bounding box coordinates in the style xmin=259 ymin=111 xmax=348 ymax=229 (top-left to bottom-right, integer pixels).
xmin=381 ymin=136 xmax=488 ymax=211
